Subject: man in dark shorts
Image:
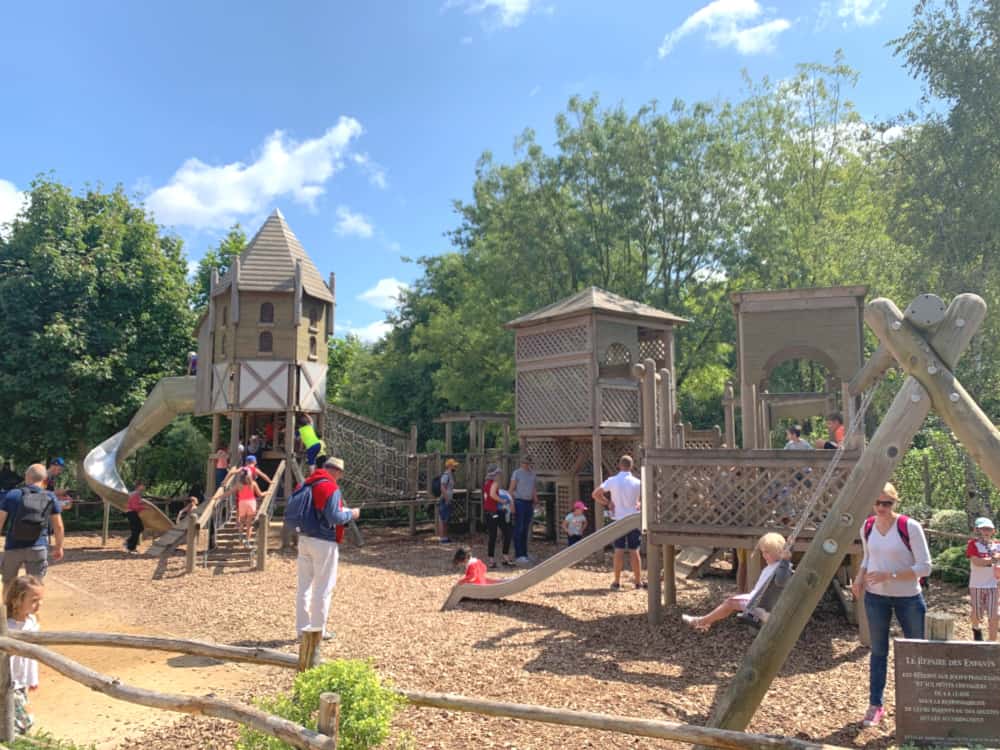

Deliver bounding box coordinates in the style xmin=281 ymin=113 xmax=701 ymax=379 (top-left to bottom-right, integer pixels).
xmin=592 ymin=455 xmax=643 ymax=590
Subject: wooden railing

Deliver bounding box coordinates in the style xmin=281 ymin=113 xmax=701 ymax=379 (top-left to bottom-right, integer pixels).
xmin=185 ymin=468 xmax=239 ymax=574
xmin=254 ymin=460 xmax=285 ymax=571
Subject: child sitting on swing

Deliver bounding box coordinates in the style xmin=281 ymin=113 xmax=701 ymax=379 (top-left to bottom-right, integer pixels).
xmin=682 ymin=532 xmax=789 ymax=631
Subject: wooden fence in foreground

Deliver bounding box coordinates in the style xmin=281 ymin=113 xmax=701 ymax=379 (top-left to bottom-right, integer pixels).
xmin=0 ymin=629 xmax=849 ymax=750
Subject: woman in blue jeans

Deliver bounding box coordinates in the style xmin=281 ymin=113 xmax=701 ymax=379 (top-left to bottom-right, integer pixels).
xmin=850 ymin=482 xmax=932 ymax=728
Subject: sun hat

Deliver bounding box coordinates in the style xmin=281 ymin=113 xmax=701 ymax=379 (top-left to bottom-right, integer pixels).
xmin=445 ymin=458 xmax=459 ymax=469
xmin=974 ymin=517 xmax=995 ymax=530
xmin=573 ymin=501 xmax=586 ymax=511
xmin=324 ymin=456 xmax=345 ymax=471
xmin=485 ymin=466 xmax=500 ymax=479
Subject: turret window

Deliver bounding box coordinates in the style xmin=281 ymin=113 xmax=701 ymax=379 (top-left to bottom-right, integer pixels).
xmin=308 ymin=306 xmax=320 ymax=331
xmin=259 ymin=331 xmax=273 ymax=353
xmin=221 ymin=334 xmax=227 ymax=357
xmin=260 ymin=302 xmax=274 ymax=323
xmin=309 ymin=336 xmax=318 ymax=360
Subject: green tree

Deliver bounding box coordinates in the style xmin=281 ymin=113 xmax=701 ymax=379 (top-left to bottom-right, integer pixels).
xmin=0 ymin=177 xmax=195 ymax=465
xmin=191 ymin=223 xmax=246 ymax=309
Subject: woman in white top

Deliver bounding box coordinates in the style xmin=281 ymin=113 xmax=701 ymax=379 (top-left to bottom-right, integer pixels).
xmin=851 ymin=482 xmax=931 ymax=728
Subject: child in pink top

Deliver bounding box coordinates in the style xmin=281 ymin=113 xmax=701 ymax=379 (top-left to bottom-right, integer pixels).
xmin=231 ymin=471 xmax=262 ymax=548
xmin=124 ymin=483 xmax=146 ymax=554
xmin=453 ymin=548 xmax=503 ymax=585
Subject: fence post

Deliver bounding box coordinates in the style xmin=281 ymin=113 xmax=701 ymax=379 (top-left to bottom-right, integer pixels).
xmin=185 ymin=514 xmax=198 ymax=575
xmin=101 ymin=501 xmax=111 ymax=546
xmin=318 ymin=692 xmax=340 ymax=743
xmin=0 ymin=576 xmax=13 ymax=741
xmin=297 ymin=628 xmax=323 ymax=672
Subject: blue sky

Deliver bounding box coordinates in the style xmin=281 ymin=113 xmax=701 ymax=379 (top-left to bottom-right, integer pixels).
xmin=0 ymin=0 xmax=924 ymax=341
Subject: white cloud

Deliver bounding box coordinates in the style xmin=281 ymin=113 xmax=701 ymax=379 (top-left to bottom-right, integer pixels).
xmin=186 ymin=259 xmax=199 ymax=278
xmin=147 ymin=118 xmax=364 ymax=229
xmin=351 ymin=153 xmax=388 ymax=189
xmin=529 ymin=85 xmax=541 ymax=97
xmin=658 ymin=0 xmax=791 ymax=58
xmin=358 ymin=277 xmax=408 ymax=311
xmin=0 ymin=180 xmax=27 ymax=229
xmin=336 ymin=318 xmax=393 ymax=343
xmin=445 ymin=0 xmax=540 ymax=28
xmin=335 ymin=205 xmax=374 ymax=238
xmin=836 ymin=0 xmax=885 ymax=26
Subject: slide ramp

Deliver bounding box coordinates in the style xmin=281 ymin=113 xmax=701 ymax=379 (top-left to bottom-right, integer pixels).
xmin=83 ymin=376 xmax=196 ymax=534
xmin=442 ymin=514 xmax=642 ymax=610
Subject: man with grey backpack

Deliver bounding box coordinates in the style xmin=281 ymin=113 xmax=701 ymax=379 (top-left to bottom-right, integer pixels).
xmin=0 ymin=464 xmax=65 ymax=589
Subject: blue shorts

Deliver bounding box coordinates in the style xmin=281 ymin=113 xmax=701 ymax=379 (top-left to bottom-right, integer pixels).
xmin=613 ymin=529 xmax=641 ymax=550
xmin=438 ymin=499 xmax=452 ymax=522
xmin=306 ymin=443 xmax=322 ymax=465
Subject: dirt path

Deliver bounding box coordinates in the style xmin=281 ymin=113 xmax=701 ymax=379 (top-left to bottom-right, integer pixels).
xmin=26 ymin=572 xmax=254 ymax=748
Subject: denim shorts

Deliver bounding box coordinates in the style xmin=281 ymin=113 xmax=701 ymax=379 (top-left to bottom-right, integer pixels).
xmin=613 ymin=528 xmax=641 ymax=550
xmin=438 ymin=499 xmax=452 ymax=522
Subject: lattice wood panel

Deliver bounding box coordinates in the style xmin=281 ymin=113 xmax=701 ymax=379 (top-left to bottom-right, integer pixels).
xmin=600 ymin=386 xmax=640 ymax=424
xmin=516 ymin=325 xmax=589 ymax=361
xmin=649 ymin=456 xmax=853 ymax=534
xmin=601 ymin=440 xmax=641 ymax=477
xmin=680 ymin=425 xmax=723 ymax=450
xmin=517 ymin=364 xmax=591 ymax=427
xmin=525 ymin=439 xmax=586 ymax=474
xmin=326 ymin=407 xmax=409 ymax=503
xmin=638 ymin=336 xmax=666 ymax=363
xmin=555 ymin=477 xmax=573 ymax=544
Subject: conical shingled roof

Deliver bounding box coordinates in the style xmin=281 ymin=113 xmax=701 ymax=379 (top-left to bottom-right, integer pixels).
xmin=506 ymin=287 xmax=687 ymax=328
xmin=214 ymin=209 xmax=334 ymax=302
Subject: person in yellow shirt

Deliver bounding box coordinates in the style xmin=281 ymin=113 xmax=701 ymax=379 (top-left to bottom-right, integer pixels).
xmin=297 ymin=414 xmax=325 ymax=469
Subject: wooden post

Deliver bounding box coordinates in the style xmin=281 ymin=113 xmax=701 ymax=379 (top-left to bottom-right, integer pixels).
xmin=591 ymin=432 xmax=604 ymax=531
xmin=746 ymin=548 xmax=763 ymax=592
xmin=647 ymin=540 xmax=662 ymax=625
xmin=740 ymin=383 xmax=757 ymax=450
xmin=0 ymin=577 xmax=13 ymax=741
xmin=297 ymin=628 xmax=322 ymax=672
xmin=663 ymin=544 xmax=676 ymax=606
xmin=317 ymin=692 xmax=340 ymax=743
xmin=444 ymin=422 xmax=453 ymax=454
xmin=926 ymin=612 xmax=955 ymax=641
xmin=185 ymin=513 xmax=198 ymax=575
xmin=101 ymin=500 xmax=111 ymax=546
xmin=849 ymin=553 xmax=869 ymax=647
xmin=408 ymin=424 xmax=418 ymax=536
xmin=282 ymin=406 xmax=295 ymax=549
xmin=708 ymin=293 xmax=985 ymax=734
xmin=255 ymin=510 xmax=269 ymax=571
xmin=722 ymin=381 xmax=737 ymax=448
xmin=736 ymin=548 xmax=749 ymax=593
xmin=659 ymin=369 xmax=673 ymax=449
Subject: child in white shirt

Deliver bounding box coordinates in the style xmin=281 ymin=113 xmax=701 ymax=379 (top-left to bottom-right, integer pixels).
xmin=6 ymin=575 xmax=44 ymax=734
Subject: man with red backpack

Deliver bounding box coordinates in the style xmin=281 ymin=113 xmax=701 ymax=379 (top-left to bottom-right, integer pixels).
xmin=294 ymin=456 xmax=360 ymax=640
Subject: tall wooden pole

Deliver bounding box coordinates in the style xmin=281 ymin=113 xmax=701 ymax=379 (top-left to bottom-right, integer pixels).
xmin=709 ymin=293 xmax=986 ymax=733
xmin=0 ymin=577 xmax=13 ymax=741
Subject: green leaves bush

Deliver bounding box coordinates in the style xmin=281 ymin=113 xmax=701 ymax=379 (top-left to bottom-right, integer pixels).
xmin=237 ymin=660 xmax=402 ymax=750
xmin=929 ymin=509 xmax=971 ymax=553
xmin=933 ymin=545 xmax=970 ymax=585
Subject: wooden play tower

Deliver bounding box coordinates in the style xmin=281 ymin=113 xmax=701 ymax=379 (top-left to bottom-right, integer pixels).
xmin=192 ymin=209 xmax=335 ymax=501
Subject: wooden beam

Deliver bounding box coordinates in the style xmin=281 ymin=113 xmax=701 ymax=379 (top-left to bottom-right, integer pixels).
xmin=663 ymin=544 xmax=676 ymax=606
xmin=401 ymin=690 xmax=848 ymax=750
xmin=708 ymin=293 xmax=986 ymax=734
xmin=12 ymin=630 xmax=297 ymax=669
xmin=0 ymin=591 xmax=13 ymax=741
xmin=0 ymin=637 xmax=333 ymax=750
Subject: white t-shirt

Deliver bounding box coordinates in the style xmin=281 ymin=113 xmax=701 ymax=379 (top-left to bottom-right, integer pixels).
xmin=860 ymin=516 xmax=932 ymax=597
xmin=600 ymin=471 xmax=641 ymax=521
xmin=967 ymin=539 xmax=1000 ymax=589
xmin=742 ymin=560 xmax=785 ymax=605
xmin=564 ymin=512 xmax=587 ymax=537
xmin=8 ymin=614 xmax=38 ymax=689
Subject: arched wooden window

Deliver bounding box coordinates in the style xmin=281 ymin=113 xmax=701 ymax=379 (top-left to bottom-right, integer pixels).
xmin=308 ymin=306 xmax=320 ymax=328
xmin=260 ymin=302 xmax=274 ymax=323
xmin=604 ymin=342 xmax=631 ymax=366
xmin=259 ymin=331 xmax=273 ymax=353
xmin=221 ymin=306 xmax=228 ymax=327
xmin=309 ymin=336 xmax=317 ymax=358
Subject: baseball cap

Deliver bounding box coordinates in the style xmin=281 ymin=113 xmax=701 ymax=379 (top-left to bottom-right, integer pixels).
xmin=245 ymin=455 xmax=257 ymax=464
xmin=974 ymin=517 xmax=995 ymax=530
xmin=51 ymin=457 xmax=65 ymax=467
xmin=573 ymin=501 xmax=586 ymax=511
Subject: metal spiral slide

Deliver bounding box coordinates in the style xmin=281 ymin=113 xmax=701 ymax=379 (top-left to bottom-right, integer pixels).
xmin=83 ymin=376 xmax=197 ymax=534
xmin=441 ymin=513 xmax=642 ymax=610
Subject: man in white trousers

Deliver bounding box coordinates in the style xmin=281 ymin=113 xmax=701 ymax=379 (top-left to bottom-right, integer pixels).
xmin=296 ymin=455 xmax=360 ymax=639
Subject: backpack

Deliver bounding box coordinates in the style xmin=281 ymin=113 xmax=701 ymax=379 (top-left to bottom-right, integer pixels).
xmin=863 ymin=514 xmax=929 ymax=588
xmin=8 ymin=487 xmax=55 ymax=544
xmin=283 ymin=478 xmax=332 ymax=538
xmin=431 ymin=473 xmax=443 ymax=499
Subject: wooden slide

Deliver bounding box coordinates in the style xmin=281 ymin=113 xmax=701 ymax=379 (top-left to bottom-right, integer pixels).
xmin=441 ymin=514 xmax=642 ymax=610
xmin=83 ymin=376 xmax=196 ymax=534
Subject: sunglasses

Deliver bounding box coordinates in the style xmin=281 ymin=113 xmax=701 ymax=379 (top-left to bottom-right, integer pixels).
xmin=875 ymin=499 xmax=895 ymax=508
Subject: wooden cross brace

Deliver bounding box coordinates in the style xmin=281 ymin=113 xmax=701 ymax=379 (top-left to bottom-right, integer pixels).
xmin=708 ymin=293 xmax=987 ymax=734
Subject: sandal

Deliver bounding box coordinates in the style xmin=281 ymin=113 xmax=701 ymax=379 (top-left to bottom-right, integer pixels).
xmin=610 ymin=581 xmax=622 ymax=591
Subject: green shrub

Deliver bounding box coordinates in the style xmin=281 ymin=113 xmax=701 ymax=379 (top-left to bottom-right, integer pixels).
xmin=933 ymin=545 xmax=970 ymax=584
xmin=11 ymin=732 xmax=96 ymax=749
xmin=929 ymin=509 xmax=970 ymax=553
xmin=237 ymin=660 xmax=402 ymax=750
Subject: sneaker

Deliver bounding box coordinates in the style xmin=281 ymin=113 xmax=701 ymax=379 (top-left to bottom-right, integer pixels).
xmin=862 ymin=705 xmax=885 ymax=727
xmin=610 ymin=581 xmax=622 ymax=590
xmin=681 ymin=614 xmax=699 ymax=628
xmin=502 ymin=558 xmax=515 ymax=567
xmin=635 ymin=581 xmax=647 ymax=590
xmin=514 ymin=556 xmax=532 ymax=566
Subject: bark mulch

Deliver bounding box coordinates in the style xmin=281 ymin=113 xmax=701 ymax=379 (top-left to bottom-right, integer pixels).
xmin=51 ymin=530 xmax=973 ymax=749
